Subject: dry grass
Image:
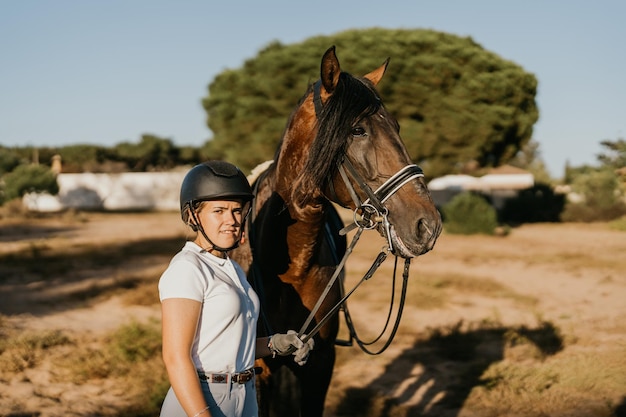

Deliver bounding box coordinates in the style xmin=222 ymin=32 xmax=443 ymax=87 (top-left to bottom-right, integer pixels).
xmin=1 ymin=212 xmax=625 ymax=417
xmin=0 ymin=327 xmax=71 ymax=375
xmin=0 ymin=317 xmax=168 ymax=416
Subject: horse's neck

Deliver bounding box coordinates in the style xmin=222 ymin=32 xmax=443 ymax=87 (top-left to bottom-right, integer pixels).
xmin=267 ymin=165 xmax=327 ymax=283
xmin=284 ymin=202 xmax=326 ymax=283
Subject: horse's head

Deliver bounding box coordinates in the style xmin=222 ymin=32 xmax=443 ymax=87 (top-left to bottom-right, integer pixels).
xmin=282 ymin=46 xmax=441 ymax=258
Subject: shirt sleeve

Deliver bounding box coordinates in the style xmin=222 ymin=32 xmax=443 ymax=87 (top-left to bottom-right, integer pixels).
xmin=158 ymin=257 xmax=207 ymax=302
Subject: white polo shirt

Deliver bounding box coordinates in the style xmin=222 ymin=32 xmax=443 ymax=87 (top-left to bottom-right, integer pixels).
xmin=158 ymin=241 xmax=260 ymax=374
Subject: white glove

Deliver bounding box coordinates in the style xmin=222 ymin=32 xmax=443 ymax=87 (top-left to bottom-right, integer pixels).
xmin=293 ymin=336 xmax=314 ymax=366
xmin=269 ymin=330 xmax=315 ymax=366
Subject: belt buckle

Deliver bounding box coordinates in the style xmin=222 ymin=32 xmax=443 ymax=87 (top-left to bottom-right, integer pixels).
xmin=210 ymin=373 xmax=228 ymax=384
xmin=235 ymin=369 xmax=253 ymax=384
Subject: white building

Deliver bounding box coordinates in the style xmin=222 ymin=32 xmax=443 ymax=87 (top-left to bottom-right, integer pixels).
xmin=428 ymin=165 xmax=534 ymax=209
xmin=23 ymin=171 xmax=187 ymax=212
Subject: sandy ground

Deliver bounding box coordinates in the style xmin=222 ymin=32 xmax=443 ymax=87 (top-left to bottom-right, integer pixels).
xmin=1 ymin=212 xmax=625 ymax=416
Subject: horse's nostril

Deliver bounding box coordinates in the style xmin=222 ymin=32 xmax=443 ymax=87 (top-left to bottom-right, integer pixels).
xmin=417 ymin=218 xmax=432 ymax=238
xmin=417 ymin=218 xmax=441 ymax=251
xmin=417 ymin=219 xmax=426 ymax=236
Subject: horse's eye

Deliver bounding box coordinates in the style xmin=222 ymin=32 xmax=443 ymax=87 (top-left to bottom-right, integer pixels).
xmin=352 ymin=127 xmax=366 ymax=137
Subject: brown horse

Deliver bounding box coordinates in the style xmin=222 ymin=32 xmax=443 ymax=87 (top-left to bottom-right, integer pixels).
xmin=232 ymin=46 xmax=442 ymax=417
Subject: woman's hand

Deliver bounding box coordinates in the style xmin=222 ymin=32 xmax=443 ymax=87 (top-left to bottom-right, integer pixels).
xmin=268 ymin=330 xmax=315 ymax=365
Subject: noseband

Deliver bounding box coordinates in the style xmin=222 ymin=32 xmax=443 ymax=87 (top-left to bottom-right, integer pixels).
xmin=336 ymin=158 xmax=424 ymax=252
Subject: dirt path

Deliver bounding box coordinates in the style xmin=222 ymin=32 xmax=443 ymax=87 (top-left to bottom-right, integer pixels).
xmin=1 ymin=212 xmax=625 ymax=416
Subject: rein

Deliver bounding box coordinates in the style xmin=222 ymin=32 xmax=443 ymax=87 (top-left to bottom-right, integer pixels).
xmin=298 ymin=223 xmax=412 ymax=357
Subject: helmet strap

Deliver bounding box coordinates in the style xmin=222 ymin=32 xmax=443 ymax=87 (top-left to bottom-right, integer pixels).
xmin=189 ymin=206 xmax=246 ymax=254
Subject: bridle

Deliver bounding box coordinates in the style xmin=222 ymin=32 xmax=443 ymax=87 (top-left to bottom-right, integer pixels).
xmin=296 ymin=80 xmax=426 ymax=354
xmin=335 ymin=158 xmax=425 ymax=249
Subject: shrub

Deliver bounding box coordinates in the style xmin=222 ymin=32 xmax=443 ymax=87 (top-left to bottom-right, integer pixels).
xmin=500 ymin=183 xmax=565 ymax=224
xmin=442 ymin=192 xmax=498 ymax=235
xmin=2 ymin=163 xmax=59 ymax=204
xmin=608 ymin=215 xmax=626 ymax=231
xmin=561 ymin=169 xmax=626 ymax=222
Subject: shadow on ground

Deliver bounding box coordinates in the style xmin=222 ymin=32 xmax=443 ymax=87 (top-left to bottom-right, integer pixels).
xmin=335 ymin=321 xmax=564 ymax=417
xmin=0 ymin=233 xmax=183 ymax=316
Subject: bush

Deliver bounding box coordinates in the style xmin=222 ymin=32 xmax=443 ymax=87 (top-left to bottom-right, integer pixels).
xmin=500 ymin=183 xmax=565 ymax=224
xmin=561 ymin=169 xmax=626 ymax=222
xmin=2 ymin=164 xmax=59 ymax=204
xmin=442 ymin=192 xmax=498 ymax=235
xmin=609 ymin=215 xmax=626 ymax=231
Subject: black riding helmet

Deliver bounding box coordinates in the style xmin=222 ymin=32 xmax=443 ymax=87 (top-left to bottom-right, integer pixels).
xmin=180 ymin=160 xmax=253 ymax=251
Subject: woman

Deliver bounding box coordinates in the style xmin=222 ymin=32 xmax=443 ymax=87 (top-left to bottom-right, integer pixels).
xmin=159 ymin=160 xmax=313 ymax=417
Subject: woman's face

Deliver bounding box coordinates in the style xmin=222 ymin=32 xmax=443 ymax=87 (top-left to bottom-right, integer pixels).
xmin=193 ymin=200 xmax=245 ymax=253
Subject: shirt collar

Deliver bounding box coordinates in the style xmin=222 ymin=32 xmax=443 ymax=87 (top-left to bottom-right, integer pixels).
xmin=184 ymin=241 xmax=229 ymax=266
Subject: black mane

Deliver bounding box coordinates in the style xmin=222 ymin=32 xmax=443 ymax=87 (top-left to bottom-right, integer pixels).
xmin=294 ymin=72 xmax=382 ymax=200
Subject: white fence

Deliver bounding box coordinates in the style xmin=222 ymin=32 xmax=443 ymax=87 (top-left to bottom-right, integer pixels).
xmin=23 ymin=171 xmax=187 ymax=212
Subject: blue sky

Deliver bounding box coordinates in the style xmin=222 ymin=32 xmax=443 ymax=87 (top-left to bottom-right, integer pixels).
xmin=1 ymin=0 xmax=624 ymax=177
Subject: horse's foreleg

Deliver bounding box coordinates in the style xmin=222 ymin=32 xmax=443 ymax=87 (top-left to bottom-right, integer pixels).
xmin=298 ymin=342 xmax=336 ymax=417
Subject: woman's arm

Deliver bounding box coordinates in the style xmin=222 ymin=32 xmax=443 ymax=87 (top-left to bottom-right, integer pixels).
xmin=162 ymin=298 xmax=211 ymax=417
xmin=255 ymin=336 xmax=272 ymax=359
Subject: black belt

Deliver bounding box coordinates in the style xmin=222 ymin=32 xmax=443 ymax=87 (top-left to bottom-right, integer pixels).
xmin=198 ymin=367 xmax=261 ymax=384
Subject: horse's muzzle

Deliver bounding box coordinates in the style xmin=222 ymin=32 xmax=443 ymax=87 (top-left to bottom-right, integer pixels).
xmin=389 ymin=213 xmax=442 ymax=258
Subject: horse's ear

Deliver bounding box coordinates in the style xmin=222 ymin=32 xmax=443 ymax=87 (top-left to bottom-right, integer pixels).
xmin=363 ymin=58 xmax=390 ymax=86
xmin=320 ymin=46 xmax=341 ymax=94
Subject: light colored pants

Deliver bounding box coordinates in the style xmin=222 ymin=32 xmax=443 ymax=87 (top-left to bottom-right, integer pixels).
xmin=160 ymin=378 xmax=258 ymax=417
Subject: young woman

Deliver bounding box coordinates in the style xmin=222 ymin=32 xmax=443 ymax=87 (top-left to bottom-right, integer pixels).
xmin=159 ymin=161 xmax=313 ymax=417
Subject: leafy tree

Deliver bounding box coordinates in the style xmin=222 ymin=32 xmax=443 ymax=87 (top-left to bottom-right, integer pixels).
xmin=178 ymin=145 xmax=204 ymax=166
xmin=113 ymin=134 xmax=180 ymax=171
xmin=2 ymin=145 xmax=110 ymax=173
xmin=562 ymin=139 xmax=626 ymax=222
xmin=596 ymin=137 xmax=626 ymax=171
xmin=202 ymin=28 xmax=538 ymax=176
xmin=564 ymin=162 xmax=596 ymax=185
xmin=0 ymin=146 xmax=24 ymax=176
xmin=508 ymin=139 xmax=552 ymax=184
xmin=2 ymin=164 xmax=59 ymax=203
xmin=561 ymin=169 xmax=626 ymax=222
xmin=53 ymin=144 xmax=112 ymax=173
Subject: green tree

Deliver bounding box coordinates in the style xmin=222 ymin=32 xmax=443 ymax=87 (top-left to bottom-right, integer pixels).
xmin=562 ymin=139 xmax=626 ymax=222
xmin=508 ymin=139 xmax=552 ymax=184
xmin=596 ymin=137 xmax=626 ymax=170
xmin=202 ymin=28 xmax=538 ymax=176
xmin=113 ymin=134 xmax=179 ymax=171
xmin=54 ymin=144 xmax=112 ymax=173
xmin=0 ymin=146 xmax=24 ymax=176
xmin=2 ymin=164 xmax=59 ymax=203
xmin=178 ymin=145 xmax=204 ymax=166
xmin=561 ymin=169 xmax=626 ymax=222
